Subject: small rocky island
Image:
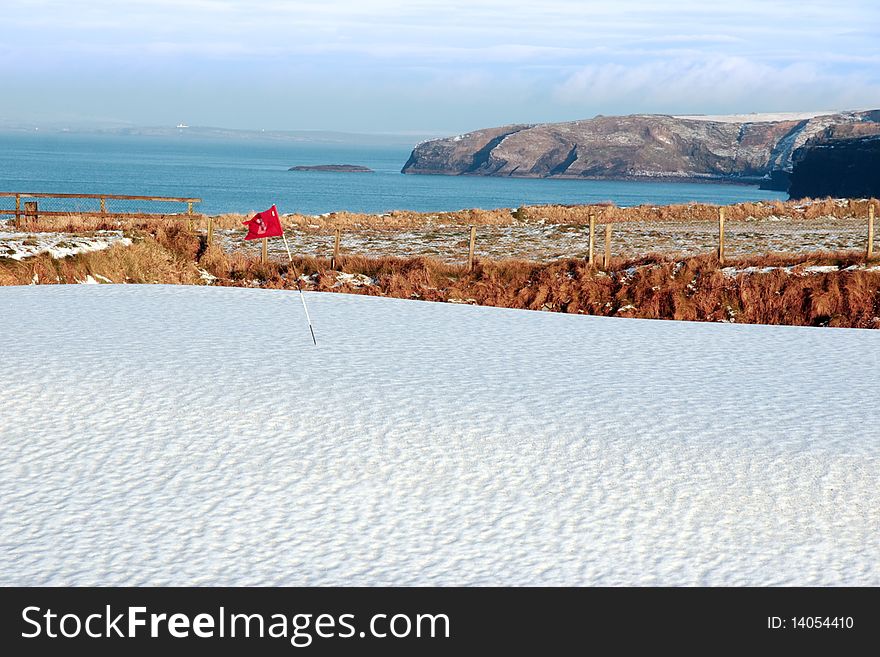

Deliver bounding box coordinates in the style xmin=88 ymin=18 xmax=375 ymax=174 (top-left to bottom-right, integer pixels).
xmin=288 ymin=164 xmax=373 ymax=172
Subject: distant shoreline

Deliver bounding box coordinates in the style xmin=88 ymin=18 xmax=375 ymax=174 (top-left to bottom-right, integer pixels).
xmin=402 ymin=170 xmax=769 ymax=187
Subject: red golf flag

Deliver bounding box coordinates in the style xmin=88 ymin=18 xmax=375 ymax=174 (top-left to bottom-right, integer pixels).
xmin=243 ymin=205 xmax=283 ymax=240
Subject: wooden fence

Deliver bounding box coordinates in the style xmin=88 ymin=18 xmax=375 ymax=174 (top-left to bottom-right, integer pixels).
xmin=266 ymin=207 xmax=878 ymax=268
xmin=0 ymin=192 xmax=202 ymax=230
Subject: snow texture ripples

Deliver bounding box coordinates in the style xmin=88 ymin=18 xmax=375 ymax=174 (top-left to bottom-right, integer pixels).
xmin=1 ymin=285 xmax=878 ymax=585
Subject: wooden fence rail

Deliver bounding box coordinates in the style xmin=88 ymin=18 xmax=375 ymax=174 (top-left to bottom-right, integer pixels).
xmin=0 ymin=192 xmax=201 ymax=202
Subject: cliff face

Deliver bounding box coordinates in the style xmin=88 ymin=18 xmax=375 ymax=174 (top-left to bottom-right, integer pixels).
xmin=400 ymin=124 xmax=532 ymax=175
xmin=402 ymin=111 xmax=879 ymax=185
xmin=788 ymin=133 xmax=880 ymax=199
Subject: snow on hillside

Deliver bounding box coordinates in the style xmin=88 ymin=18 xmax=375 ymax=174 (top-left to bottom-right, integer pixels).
xmin=1 ymin=285 xmax=878 ymax=586
xmin=674 ymin=111 xmax=836 ymax=123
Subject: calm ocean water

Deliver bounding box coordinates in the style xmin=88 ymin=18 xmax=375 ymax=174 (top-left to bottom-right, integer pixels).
xmin=0 ymin=132 xmax=786 ymax=215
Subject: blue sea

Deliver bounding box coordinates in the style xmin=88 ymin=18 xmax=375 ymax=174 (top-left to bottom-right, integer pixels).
xmin=0 ymin=132 xmax=786 ymax=215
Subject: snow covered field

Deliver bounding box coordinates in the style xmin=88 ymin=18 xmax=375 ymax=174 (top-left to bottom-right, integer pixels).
xmin=1 ymin=285 xmax=878 ymax=586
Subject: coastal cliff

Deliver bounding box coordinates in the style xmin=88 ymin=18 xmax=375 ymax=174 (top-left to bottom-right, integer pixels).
xmin=788 ymin=131 xmax=880 ymax=199
xmin=402 ymin=110 xmax=879 ymax=189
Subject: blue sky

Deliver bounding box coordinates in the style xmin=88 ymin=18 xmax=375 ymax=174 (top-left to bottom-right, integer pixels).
xmin=3 ymin=0 xmax=879 ymax=134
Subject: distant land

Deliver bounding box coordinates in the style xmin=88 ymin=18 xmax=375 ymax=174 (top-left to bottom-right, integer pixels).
xmin=288 ymin=164 xmax=374 ymax=172
xmin=402 ymin=110 xmax=880 ymax=197
xmin=0 ymin=122 xmax=432 ymax=147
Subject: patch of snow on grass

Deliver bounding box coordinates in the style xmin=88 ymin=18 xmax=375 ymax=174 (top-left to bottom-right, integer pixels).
xmin=333 ymin=272 xmax=375 ymax=288
xmin=720 ymin=264 xmax=877 ymax=277
xmin=0 ymin=230 xmax=131 ymax=261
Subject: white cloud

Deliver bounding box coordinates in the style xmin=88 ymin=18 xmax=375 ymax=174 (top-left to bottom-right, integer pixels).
xmin=554 ymin=56 xmax=880 ymax=114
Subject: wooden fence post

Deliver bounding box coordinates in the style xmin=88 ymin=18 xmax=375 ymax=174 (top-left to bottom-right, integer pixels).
xmin=14 ymin=194 xmax=20 ymax=230
xmin=206 ymin=216 xmax=214 ymax=246
xmin=603 ymin=223 xmax=612 ymax=269
xmin=331 ymin=228 xmax=341 ymax=269
xmin=718 ymin=207 xmax=726 ymax=265
xmin=588 ymin=213 xmax=596 ymax=266
xmin=261 ymin=237 xmax=268 ymax=265
xmin=24 ymin=201 xmax=38 ymax=226
xmin=186 ymin=201 xmax=194 ymax=232
xmin=467 ymin=225 xmax=477 ymax=272
xmin=868 ymin=204 xmax=875 ymax=261
xmin=100 ymin=196 xmax=106 ymax=215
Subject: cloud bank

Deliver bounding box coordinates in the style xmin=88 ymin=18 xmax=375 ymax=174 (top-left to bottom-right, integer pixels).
xmin=2 ymin=0 xmax=879 ymax=132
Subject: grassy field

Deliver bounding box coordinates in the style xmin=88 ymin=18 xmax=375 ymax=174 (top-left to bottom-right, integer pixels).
xmin=2 ymin=217 xmax=879 ymax=328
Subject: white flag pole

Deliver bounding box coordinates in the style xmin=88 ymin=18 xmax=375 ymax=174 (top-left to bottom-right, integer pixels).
xmin=281 ymin=230 xmax=317 ymax=346
xmin=281 ymin=231 xmax=293 ymax=261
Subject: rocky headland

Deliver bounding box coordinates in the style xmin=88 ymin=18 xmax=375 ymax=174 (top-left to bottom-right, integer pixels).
xmin=402 ymin=110 xmax=880 ymax=196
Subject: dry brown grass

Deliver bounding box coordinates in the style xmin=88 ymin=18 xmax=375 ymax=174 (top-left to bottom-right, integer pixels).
xmin=515 ymin=197 xmax=879 ymax=224
xmin=9 ymin=214 xmax=194 ymax=234
xmin=222 ymin=249 xmax=880 ymax=327
xmin=15 ymin=197 xmax=879 ymax=234
xmin=210 ymin=208 xmax=517 ymax=231
xmin=0 ymin=223 xmax=202 ymax=286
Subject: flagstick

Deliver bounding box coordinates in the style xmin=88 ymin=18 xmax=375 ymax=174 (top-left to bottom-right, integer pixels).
xmin=282 ymin=232 xmax=317 ymax=346
xmin=299 ymin=287 xmax=317 ymax=347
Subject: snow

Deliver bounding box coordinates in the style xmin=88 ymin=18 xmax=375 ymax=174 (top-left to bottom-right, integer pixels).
xmin=0 ymin=230 xmax=131 ymax=260
xmin=721 ymin=264 xmax=880 ymax=277
xmin=1 ymin=285 xmax=878 ymax=586
xmin=333 ymin=272 xmax=375 ymax=288
xmin=674 ymin=111 xmax=837 ymax=124
xmin=198 ymin=268 xmax=218 ymax=284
